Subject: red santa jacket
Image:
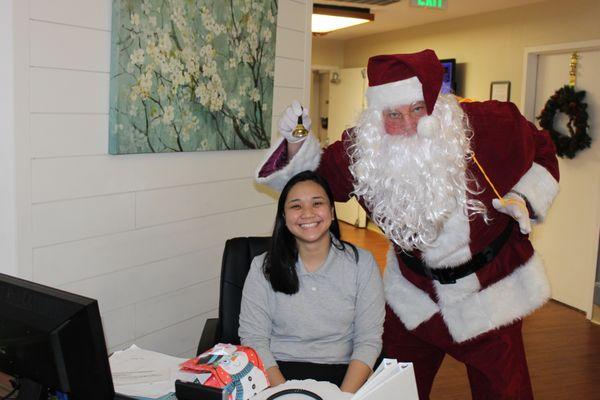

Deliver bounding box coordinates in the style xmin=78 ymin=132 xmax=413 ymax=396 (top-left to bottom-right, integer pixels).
xmin=256 ymin=100 xmax=559 ymax=343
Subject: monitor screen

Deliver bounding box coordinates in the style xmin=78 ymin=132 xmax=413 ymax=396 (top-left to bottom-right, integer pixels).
xmin=440 ymin=58 xmax=456 ymax=95
xmin=0 ymin=273 xmax=115 ymax=400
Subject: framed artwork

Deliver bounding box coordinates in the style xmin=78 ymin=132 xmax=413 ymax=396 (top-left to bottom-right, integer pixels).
xmin=490 ymin=81 xmax=511 ymax=102
xmin=109 ymin=0 xmax=278 ymax=154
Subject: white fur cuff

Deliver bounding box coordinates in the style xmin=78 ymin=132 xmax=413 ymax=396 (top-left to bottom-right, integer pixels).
xmin=511 ymin=162 xmax=559 ymax=221
xmin=255 ymin=134 xmax=322 ymax=192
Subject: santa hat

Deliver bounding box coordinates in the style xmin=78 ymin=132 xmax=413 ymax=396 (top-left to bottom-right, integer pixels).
xmin=366 ymin=49 xmax=443 ymax=115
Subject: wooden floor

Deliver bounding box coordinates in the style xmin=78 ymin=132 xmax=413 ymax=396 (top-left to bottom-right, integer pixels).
xmin=339 ymin=221 xmax=600 ymax=400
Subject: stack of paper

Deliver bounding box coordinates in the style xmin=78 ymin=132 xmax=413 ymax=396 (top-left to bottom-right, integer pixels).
xmin=351 ymin=359 xmax=418 ymax=400
xmin=109 ymin=345 xmax=210 ymax=399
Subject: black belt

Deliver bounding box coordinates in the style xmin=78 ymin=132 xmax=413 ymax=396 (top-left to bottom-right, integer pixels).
xmin=397 ymin=219 xmax=514 ymax=284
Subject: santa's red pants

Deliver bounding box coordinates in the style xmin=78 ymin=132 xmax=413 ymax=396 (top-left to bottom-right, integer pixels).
xmin=383 ymin=306 xmax=533 ymax=400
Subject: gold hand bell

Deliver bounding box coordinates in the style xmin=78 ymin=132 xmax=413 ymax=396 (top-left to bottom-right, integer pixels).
xmin=292 ymin=114 xmax=309 ymax=138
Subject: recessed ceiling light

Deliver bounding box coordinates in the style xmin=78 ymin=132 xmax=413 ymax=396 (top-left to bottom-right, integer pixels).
xmin=312 ymin=4 xmax=374 ymax=34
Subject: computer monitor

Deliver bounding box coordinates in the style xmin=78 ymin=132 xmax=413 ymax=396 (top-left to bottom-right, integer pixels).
xmin=0 ymin=273 xmax=115 ymax=400
xmin=440 ymin=58 xmax=456 ymax=95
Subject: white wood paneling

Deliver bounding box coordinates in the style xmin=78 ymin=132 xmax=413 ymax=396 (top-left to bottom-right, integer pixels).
xmin=135 ymin=279 xmax=219 ymax=337
xmin=274 ymin=57 xmax=305 ymax=88
xmin=32 ymin=193 xmax=135 ymax=247
xmin=30 ymin=68 xmax=109 ymax=114
xmin=31 ymin=114 xmax=109 ymax=158
xmin=59 ymin=245 xmax=223 ymax=313
xmin=134 ymin=310 xmax=217 ymax=357
xmin=135 ymin=178 xmax=273 ymax=228
xmin=31 ymin=150 xmax=268 ymax=203
xmin=30 ymin=0 xmax=111 ymax=31
xmin=0 ymin=0 xmax=17 ymax=275
xmin=272 ymin=86 xmax=304 ymax=116
xmin=275 ymin=27 xmax=305 ymax=61
xmin=271 ymin=116 xmax=280 ymax=144
xmin=33 ymin=204 xmax=275 ymax=287
xmin=101 ymin=305 xmax=136 ymax=350
xmin=30 ymin=20 xmax=110 ymax=72
xmin=277 ymin=0 xmax=307 ymax=32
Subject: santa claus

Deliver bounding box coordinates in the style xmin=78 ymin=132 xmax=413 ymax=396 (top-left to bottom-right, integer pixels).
xmin=255 ymin=49 xmax=559 ymax=399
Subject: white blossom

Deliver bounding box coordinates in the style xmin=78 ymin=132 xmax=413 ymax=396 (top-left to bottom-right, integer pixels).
xmin=130 ymin=13 xmax=140 ymax=27
xmin=249 ymin=87 xmax=260 ymax=102
xmin=130 ymin=48 xmax=145 ymax=65
xmin=163 ymin=105 xmax=175 ymax=124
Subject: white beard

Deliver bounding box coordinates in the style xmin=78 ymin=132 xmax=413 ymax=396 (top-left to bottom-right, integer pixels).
xmin=349 ymin=94 xmax=487 ymax=252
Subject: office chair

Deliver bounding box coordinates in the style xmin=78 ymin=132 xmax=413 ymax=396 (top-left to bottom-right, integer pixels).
xmin=196 ymin=236 xmax=270 ymax=355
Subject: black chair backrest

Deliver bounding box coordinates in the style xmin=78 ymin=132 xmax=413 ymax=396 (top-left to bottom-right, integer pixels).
xmin=217 ymin=236 xmax=270 ymax=345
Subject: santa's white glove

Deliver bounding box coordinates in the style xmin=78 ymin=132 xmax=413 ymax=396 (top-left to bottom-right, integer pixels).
xmin=278 ymin=100 xmax=312 ymax=143
xmin=492 ymin=191 xmax=531 ymax=234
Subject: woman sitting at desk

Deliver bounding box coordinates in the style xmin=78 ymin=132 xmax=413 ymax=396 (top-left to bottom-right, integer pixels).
xmin=239 ymin=170 xmax=385 ymax=393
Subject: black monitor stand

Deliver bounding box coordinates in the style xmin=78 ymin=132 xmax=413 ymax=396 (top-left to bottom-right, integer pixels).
xmin=13 ymin=378 xmax=46 ymax=400
xmin=175 ymin=380 xmax=224 ymax=400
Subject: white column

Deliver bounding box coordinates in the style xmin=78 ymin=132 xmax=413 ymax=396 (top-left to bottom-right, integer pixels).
xmin=0 ymin=0 xmax=17 ymax=275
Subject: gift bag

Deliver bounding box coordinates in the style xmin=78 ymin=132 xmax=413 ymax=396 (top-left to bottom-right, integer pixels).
xmin=180 ymin=343 xmax=269 ymax=400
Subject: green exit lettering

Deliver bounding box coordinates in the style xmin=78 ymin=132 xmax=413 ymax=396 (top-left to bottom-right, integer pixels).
xmin=417 ymin=0 xmax=444 ymax=8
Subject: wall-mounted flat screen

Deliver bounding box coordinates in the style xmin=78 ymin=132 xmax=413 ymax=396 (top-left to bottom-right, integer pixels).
xmin=440 ymin=58 xmax=456 ymax=95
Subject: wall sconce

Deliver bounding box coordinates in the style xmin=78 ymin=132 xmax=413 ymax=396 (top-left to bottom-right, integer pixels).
xmin=330 ymin=71 xmax=341 ymax=84
xmin=312 ymin=4 xmax=374 ymax=34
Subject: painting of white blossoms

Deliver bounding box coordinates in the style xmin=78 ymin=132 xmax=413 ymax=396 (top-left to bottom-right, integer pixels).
xmin=109 ymin=0 xmax=277 ymax=154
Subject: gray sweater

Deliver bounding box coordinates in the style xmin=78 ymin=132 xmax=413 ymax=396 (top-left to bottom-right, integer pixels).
xmin=238 ymin=243 xmax=385 ymax=370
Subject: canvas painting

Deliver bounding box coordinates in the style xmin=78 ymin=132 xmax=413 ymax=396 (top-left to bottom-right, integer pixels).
xmin=109 ymin=0 xmax=277 ymax=154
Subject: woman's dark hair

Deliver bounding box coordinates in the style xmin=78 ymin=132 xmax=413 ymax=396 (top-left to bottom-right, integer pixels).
xmin=263 ymin=170 xmax=357 ymax=294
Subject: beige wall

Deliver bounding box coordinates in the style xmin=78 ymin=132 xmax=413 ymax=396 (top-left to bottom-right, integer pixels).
xmin=312 ymin=38 xmax=345 ymax=68
xmin=341 ymin=0 xmax=600 ymax=105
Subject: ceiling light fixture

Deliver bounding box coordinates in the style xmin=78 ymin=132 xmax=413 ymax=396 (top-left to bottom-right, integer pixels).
xmin=312 ymin=4 xmax=374 ymax=34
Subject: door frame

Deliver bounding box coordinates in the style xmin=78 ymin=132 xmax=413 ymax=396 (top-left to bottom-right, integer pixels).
xmin=521 ymin=39 xmax=600 ymax=319
xmin=521 ymin=39 xmax=600 ymax=121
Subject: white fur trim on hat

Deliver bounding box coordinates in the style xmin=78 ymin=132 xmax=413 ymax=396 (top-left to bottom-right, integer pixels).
xmin=366 ymin=76 xmax=424 ymax=110
xmin=255 ymin=134 xmax=322 ymax=192
xmin=439 ymin=252 xmax=550 ymax=343
xmin=511 ymin=162 xmax=559 ymax=221
xmin=383 ymin=247 xmax=439 ymax=330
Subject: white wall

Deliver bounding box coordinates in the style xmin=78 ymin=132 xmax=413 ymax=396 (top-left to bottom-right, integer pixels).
xmin=8 ymin=0 xmax=311 ymax=357
xmin=0 ymin=1 xmax=17 ymax=276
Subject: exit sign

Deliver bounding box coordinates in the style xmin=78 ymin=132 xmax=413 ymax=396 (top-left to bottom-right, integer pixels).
xmin=410 ymin=0 xmax=447 ymax=9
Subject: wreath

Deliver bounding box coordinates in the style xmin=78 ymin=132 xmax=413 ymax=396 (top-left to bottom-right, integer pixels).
xmin=537 ymin=85 xmax=591 ymax=159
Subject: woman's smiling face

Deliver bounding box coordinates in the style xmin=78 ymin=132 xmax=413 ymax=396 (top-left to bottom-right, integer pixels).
xmin=284 ymin=180 xmax=334 ymax=247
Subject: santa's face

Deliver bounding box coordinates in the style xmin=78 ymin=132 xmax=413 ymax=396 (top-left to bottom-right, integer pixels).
xmin=382 ymin=101 xmax=427 ymax=136
xmin=349 ymin=94 xmax=486 ymax=251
